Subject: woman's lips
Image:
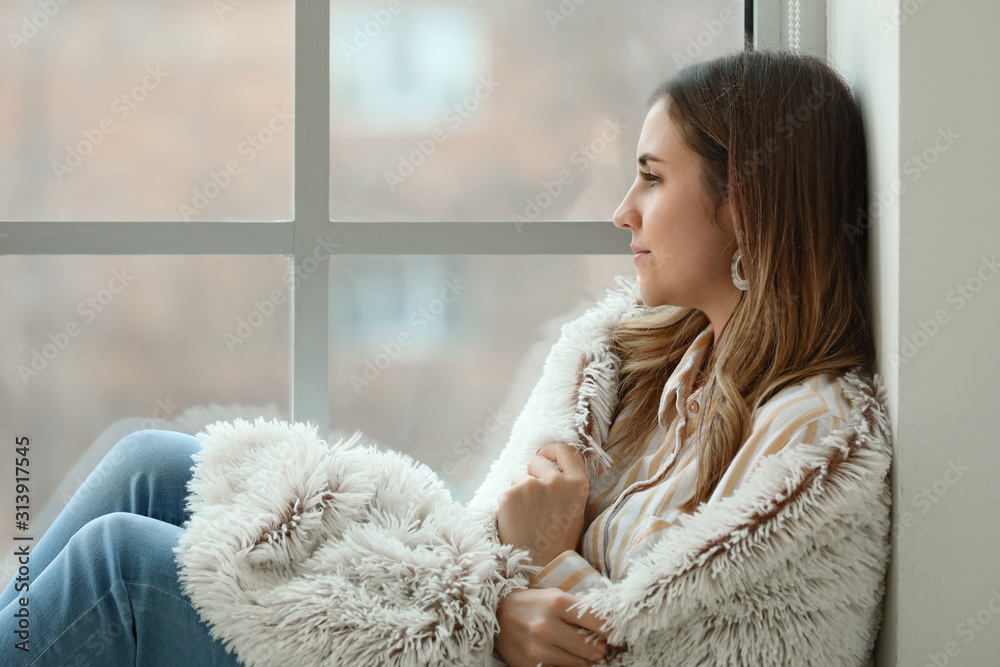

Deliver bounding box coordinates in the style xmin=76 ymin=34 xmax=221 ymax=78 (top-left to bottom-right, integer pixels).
xmin=631 ymin=245 xmax=650 ymax=263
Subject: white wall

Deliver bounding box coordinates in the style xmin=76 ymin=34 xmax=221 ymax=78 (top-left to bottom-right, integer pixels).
xmin=829 ymin=0 xmax=1000 ymax=665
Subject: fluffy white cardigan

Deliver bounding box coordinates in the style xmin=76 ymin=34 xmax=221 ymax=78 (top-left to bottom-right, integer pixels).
xmin=174 ymin=279 xmax=893 ymax=667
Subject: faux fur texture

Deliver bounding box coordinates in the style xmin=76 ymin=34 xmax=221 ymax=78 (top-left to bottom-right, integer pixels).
xmin=174 ymin=277 xmax=893 ymax=667
xmin=174 ymin=420 xmax=534 ymax=667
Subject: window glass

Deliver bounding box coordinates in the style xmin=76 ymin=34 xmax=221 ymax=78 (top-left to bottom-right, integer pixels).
xmin=0 ymin=1 xmax=294 ymax=222
xmin=0 ymin=255 xmax=290 ymax=574
xmin=330 ymin=0 xmax=745 ymax=221
xmin=328 ymin=254 xmax=635 ymax=501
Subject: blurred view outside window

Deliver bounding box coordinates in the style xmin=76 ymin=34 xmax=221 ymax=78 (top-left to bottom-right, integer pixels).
xmin=0 ymin=255 xmax=291 ymax=553
xmin=329 ymin=255 xmax=638 ymax=501
xmin=330 ymin=0 xmax=745 ymax=221
xmin=0 ymin=0 xmax=745 ymax=557
xmin=0 ymin=0 xmax=294 ymax=222
xmin=0 ymin=1 xmax=295 ymax=567
xmin=327 ymin=0 xmax=744 ymax=500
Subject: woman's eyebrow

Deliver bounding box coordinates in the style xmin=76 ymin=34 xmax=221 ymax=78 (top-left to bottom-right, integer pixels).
xmin=638 ymin=152 xmax=665 ymax=166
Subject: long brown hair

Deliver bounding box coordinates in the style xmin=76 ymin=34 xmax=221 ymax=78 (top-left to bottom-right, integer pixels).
xmin=605 ymin=49 xmax=875 ymax=513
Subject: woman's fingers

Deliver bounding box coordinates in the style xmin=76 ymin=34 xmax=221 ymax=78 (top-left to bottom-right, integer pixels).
xmin=509 ymin=473 xmax=531 ymax=487
xmin=526 ymin=454 xmax=562 ymax=477
xmin=559 ymin=603 xmax=617 ymax=644
xmin=546 ymin=622 xmax=610 ymax=665
xmin=534 ymin=642 xmax=601 ymax=667
xmin=522 ymin=610 xmax=606 ymax=666
xmin=495 ymin=588 xmax=603 ymax=667
xmin=552 ymin=446 xmax=588 ymax=480
xmin=538 ymin=442 xmax=587 ymax=480
xmin=532 ymin=591 xmax=611 ymax=662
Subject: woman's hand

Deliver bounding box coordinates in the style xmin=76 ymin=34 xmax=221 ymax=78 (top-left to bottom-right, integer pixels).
xmin=495 ymin=587 xmax=614 ymax=667
xmin=496 ymin=442 xmax=590 ymax=568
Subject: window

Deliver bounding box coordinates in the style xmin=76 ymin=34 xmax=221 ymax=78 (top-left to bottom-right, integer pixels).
xmin=0 ymin=0 xmax=746 ymax=558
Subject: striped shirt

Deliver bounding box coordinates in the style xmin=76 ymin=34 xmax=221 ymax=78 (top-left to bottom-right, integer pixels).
xmin=528 ymin=322 xmax=851 ymax=595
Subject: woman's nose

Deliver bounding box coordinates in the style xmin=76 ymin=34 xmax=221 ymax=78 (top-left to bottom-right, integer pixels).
xmin=613 ymin=197 xmax=638 ymax=230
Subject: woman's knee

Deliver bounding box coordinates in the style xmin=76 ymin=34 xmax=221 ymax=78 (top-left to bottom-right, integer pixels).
xmin=107 ymin=429 xmax=201 ymax=480
xmin=70 ymin=512 xmax=181 ymax=579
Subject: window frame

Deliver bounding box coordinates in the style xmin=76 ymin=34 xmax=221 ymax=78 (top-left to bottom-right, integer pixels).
xmin=0 ymin=2 xmax=782 ymax=429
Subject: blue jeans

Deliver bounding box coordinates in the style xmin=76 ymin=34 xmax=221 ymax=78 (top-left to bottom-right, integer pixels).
xmin=1 ymin=430 xmax=244 ymax=666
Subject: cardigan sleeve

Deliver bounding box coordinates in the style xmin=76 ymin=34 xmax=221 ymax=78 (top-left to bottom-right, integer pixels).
xmin=527 ymin=550 xmax=611 ymax=595
xmin=527 ymin=408 xmax=845 ymax=596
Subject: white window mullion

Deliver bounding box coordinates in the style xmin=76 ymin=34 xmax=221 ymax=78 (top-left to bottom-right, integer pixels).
xmin=0 ymin=219 xmax=627 ymax=256
xmin=291 ymin=0 xmax=332 ymax=428
xmin=0 ymin=221 xmax=292 ymax=255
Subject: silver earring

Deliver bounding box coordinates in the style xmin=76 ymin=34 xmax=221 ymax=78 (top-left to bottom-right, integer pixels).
xmin=731 ymin=249 xmax=749 ymax=291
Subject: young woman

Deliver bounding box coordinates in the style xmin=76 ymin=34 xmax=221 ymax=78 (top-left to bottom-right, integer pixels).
xmin=1 ymin=48 xmax=875 ymax=666
xmin=492 ymin=48 xmax=873 ymax=666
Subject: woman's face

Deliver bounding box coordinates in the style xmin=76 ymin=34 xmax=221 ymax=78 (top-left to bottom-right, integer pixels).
xmin=613 ymin=98 xmax=741 ymax=331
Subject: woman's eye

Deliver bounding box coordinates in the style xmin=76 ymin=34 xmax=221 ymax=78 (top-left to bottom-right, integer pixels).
xmin=640 ymin=171 xmax=661 ymax=185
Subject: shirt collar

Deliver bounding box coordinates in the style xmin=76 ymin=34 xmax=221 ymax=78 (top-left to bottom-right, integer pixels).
xmin=656 ymin=322 xmax=714 ymax=429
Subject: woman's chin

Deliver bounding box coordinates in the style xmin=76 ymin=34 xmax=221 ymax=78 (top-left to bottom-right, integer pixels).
xmin=637 ymin=281 xmax=667 ymax=308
